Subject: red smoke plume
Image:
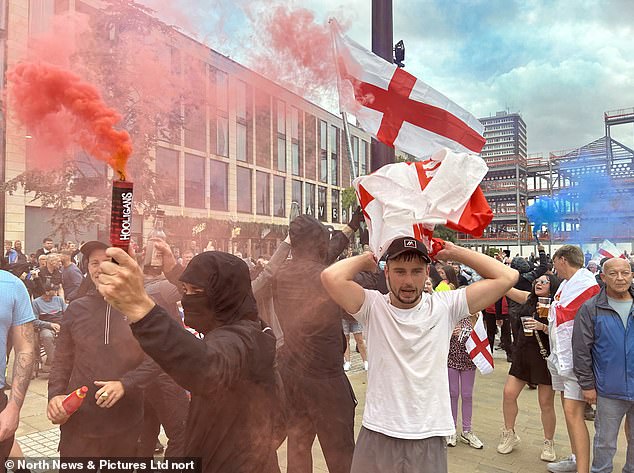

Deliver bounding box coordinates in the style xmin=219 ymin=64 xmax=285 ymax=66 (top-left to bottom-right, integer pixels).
xmin=7 ymin=62 xmax=132 ymax=180
xmin=244 ymin=4 xmax=351 ymax=105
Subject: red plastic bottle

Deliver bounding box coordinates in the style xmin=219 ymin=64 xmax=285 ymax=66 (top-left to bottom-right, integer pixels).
xmin=62 ymin=386 xmax=88 ymax=415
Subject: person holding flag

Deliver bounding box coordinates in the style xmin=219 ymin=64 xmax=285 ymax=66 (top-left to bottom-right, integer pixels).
xmin=321 ymin=239 xmax=518 ymax=473
xmin=546 ymin=245 xmax=600 ymax=473
xmin=446 ymin=311 xmax=484 ymax=449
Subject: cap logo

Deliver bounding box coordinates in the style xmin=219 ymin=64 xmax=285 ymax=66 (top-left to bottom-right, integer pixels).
xmin=404 ymin=239 xmax=416 ymax=248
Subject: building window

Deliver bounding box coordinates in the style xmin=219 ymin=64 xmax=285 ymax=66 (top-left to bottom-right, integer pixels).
xmin=209 ymin=159 xmax=228 ymax=211
xmin=170 ymin=47 xmax=180 ymax=75
xmin=331 ymin=189 xmax=340 ymax=223
xmin=318 ymin=186 xmax=327 ymax=222
xmin=255 ymin=90 xmax=271 ymax=168
xmin=319 ymin=120 xmax=328 ymax=182
xmin=305 ymin=183 xmax=316 ymax=217
xmin=236 ymin=80 xmax=247 ymax=120
xmin=155 ymin=147 xmax=179 ymax=206
xmin=360 ymin=140 xmax=368 ymax=176
xmin=216 ymin=70 xmax=228 ymax=113
xmin=277 ymin=100 xmax=285 ymax=134
xmin=277 ymin=137 xmax=286 ymax=172
xmin=256 ymin=171 xmax=270 ymax=215
xmin=184 ymin=105 xmax=206 ymax=152
xmin=237 ymin=123 xmax=247 ymax=162
xmin=185 ymin=153 xmax=205 ymax=209
xmin=352 ymin=136 xmax=359 ymax=177
xmin=71 ymin=150 xmax=107 ymax=195
xmin=292 ymin=142 xmax=300 ymax=176
xmin=292 ymin=180 xmax=303 ymax=214
xmin=216 ymin=116 xmax=228 ymax=157
xmin=273 ymin=175 xmax=285 ymax=217
xmin=237 ymin=166 xmax=252 ymax=213
xmin=330 ymin=125 xmax=339 ymax=185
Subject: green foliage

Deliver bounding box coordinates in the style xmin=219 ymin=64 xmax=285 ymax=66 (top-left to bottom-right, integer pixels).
xmin=342 ymin=187 xmax=357 ymax=211
xmin=434 ymin=225 xmax=457 ymax=243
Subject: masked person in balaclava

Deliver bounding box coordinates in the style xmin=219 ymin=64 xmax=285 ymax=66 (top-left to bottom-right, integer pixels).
xmin=507 ymin=245 xmax=548 ymax=360
xmin=272 ymin=215 xmax=357 ymax=473
xmin=96 ymin=249 xmax=279 ymax=473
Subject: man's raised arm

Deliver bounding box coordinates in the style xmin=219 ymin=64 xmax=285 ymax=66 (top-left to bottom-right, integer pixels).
xmin=321 ymin=252 xmax=377 ymax=314
xmin=436 ymin=242 xmax=519 ymax=314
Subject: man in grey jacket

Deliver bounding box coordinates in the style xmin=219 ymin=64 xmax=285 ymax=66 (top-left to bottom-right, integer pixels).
xmin=573 ymin=257 xmax=634 ymax=473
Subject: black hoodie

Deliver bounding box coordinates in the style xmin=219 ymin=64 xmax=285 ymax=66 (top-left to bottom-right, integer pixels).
xmin=131 ymin=251 xmax=278 ymax=473
xmin=273 ymin=215 xmax=351 ymax=378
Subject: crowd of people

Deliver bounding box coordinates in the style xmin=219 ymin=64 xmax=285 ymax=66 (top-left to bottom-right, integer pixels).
xmin=1 ymin=219 xmax=633 ymax=473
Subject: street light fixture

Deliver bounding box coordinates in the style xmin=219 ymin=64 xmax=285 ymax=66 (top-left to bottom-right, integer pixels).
xmin=394 ymin=40 xmax=405 ymax=68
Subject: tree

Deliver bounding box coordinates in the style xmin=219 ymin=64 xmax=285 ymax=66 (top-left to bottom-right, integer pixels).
xmin=433 ymin=225 xmax=457 ymax=243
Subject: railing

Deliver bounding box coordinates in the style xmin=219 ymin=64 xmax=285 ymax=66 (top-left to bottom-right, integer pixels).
xmin=481 ymin=181 xmax=528 ymax=193
xmin=484 ymin=155 xmax=527 ymax=168
xmin=605 ymin=107 xmax=634 ymax=120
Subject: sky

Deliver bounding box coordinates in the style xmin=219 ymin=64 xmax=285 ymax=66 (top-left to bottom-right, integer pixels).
xmin=140 ymin=0 xmax=634 ymax=155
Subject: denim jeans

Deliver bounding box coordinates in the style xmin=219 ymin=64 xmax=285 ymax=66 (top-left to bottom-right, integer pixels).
xmin=591 ymin=395 xmax=634 ymax=473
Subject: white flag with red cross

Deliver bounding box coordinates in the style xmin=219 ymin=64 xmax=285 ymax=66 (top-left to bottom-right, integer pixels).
xmin=353 ymin=148 xmax=493 ymax=258
xmin=331 ymin=19 xmax=486 ymax=157
xmin=465 ymin=314 xmax=494 ymax=375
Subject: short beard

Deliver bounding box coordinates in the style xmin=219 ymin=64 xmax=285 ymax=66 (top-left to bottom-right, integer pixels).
xmin=394 ymin=289 xmax=422 ymax=306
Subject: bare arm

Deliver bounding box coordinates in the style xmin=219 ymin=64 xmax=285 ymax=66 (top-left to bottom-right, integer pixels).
xmin=436 ymin=242 xmax=519 ymax=314
xmin=321 ymin=252 xmax=376 ymax=314
xmin=252 ymin=236 xmax=291 ymax=296
xmin=505 ymin=287 xmax=530 ymax=305
xmin=0 ymin=322 xmax=36 ymax=440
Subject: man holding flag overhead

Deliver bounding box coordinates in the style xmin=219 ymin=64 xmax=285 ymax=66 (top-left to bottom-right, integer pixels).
xmin=322 ymin=238 xmax=517 ymax=473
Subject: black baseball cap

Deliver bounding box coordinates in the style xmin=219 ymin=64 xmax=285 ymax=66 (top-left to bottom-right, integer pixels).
xmin=80 ymin=240 xmax=109 ymax=259
xmin=384 ymin=237 xmax=431 ymax=263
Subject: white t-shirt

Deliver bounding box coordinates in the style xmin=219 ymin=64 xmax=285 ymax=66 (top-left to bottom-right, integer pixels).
xmin=351 ymin=288 xmax=470 ymax=439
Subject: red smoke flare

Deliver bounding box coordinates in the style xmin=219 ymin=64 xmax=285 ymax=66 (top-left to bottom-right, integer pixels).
xmin=7 ymin=62 xmax=132 ymax=180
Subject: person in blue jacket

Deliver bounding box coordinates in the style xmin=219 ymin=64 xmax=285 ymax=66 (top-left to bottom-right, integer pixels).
xmin=573 ymin=257 xmax=634 ymax=473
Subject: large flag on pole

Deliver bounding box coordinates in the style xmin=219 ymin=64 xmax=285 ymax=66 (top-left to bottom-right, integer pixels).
xmin=330 ymin=19 xmax=486 ymax=158
xmin=465 ymin=314 xmax=494 ymax=375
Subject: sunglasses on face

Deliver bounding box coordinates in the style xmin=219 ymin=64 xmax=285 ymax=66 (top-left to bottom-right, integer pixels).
xmin=534 ymin=279 xmax=550 ymax=284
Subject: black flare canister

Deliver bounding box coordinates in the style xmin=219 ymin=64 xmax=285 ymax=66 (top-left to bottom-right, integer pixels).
xmin=110 ymin=180 xmax=134 ymax=252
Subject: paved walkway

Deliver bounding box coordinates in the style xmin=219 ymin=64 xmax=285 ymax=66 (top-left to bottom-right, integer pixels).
xmin=12 ymin=348 xmax=629 ymax=472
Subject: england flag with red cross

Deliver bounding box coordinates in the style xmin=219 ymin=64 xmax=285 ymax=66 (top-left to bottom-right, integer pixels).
xmin=331 ymin=19 xmax=486 ymax=158
xmin=354 ymin=148 xmax=493 ymax=258
xmin=465 ymin=314 xmax=494 ymax=375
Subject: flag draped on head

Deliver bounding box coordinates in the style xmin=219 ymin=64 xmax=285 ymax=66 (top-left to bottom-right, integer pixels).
xmin=465 ymin=314 xmax=494 ymax=375
xmin=353 ymin=148 xmax=493 ymax=258
xmin=330 ymin=19 xmax=486 ymax=158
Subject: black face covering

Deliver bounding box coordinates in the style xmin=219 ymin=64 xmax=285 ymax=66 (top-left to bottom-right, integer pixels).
xmin=181 ymin=293 xmax=217 ymax=334
xmin=179 ymin=251 xmax=258 ymax=333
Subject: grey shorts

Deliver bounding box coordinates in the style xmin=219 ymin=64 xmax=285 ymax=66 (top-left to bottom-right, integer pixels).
xmin=342 ymin=318 xmax=363 ymax=335
xmin=549 ymin=366 xmax=584 ymax=401
xmin=351 ymin=426 xmax=448 ymax=473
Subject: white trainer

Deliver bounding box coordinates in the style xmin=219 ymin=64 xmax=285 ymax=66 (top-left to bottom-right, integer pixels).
xmin=497 ymin=428 xmax=520 ymax=454
xmin=343 ymin=361 xmax=351 ymax=371
xmin=460 ymin=431 xmax=484 ymax=449
xmin=447 ymin=434 xmax=457 ymax=447
xmin=540 ymin=439 xmax=556 ymax=462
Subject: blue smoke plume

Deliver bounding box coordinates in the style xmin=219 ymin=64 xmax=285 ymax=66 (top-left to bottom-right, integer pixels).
xmin=526 ymin=169 xmax=629 ymax=245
